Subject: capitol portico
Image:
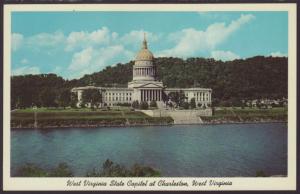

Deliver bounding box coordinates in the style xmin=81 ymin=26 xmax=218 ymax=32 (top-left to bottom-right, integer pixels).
xmin=72 ymin=34 xmax=212 ymax=108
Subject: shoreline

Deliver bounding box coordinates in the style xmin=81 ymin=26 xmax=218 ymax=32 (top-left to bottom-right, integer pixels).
xmin=11 ymin=120 xmax=287 ymax=129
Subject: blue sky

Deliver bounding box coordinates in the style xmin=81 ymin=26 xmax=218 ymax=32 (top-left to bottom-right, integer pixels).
xmin=11 ymin=11 xmax=288 ymax=79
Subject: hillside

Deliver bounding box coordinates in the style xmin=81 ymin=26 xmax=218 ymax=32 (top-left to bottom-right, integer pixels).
xmin=11 ymin=56 xmax=287 ymax=108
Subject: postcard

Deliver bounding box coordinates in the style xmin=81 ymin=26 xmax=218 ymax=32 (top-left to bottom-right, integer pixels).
xmin=3 ymin=3 xmax=297 ymax=191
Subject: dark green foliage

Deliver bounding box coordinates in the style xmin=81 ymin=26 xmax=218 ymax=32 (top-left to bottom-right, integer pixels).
xmin=86 ymin=159 xmax=160 ymax=177
xmin=49 ymin=162 xmax=73 ymax=177
xmin=131 ymin=100 xmax=139 ymax=109
xmin=190 ymin=98 xmax=196 ymax=109
xmin=168 ymin=91 xmax=186 ymax=107
xmin=116 ymin=102 xmax=131 ymax=107
xmin=70 ymin=92 xmax=78 ymax=108
xmin=81 ymin=89 xmax=102 ymax=109
xmin=15 ymin=162 xmax=73 ymax=177
xmin=140 ymin=101 xmax=149 ymax=110
xmin=16 ymin=163 xmax=48 ymax=177
xmin=15 ymin=160 xmax=160 ymax=177
xmin=11 ymin=56 xmax=287 ymax=108
xmin=150 ymin=100 xmax=157 ymax=108
xmin=182 ymin=102 xmax=190 ymax=109
xmin=57 ymin=89 xmax=71 ymax=108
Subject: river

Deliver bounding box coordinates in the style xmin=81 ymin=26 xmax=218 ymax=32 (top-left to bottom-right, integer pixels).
xmin=11 ymin=123 xmax=287 ymax=177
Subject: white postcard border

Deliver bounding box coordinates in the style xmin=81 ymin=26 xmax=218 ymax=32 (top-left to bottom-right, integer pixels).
xmin=3 ymin=3 xmax=297 ymax=191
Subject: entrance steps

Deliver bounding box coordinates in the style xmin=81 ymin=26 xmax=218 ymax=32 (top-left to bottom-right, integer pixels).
xmin=168 ymin=110 xmax=203 ymax=124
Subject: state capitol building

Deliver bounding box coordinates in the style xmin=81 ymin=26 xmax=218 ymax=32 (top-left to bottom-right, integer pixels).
xmin=72 ymin=35 xmax=212 ymax=108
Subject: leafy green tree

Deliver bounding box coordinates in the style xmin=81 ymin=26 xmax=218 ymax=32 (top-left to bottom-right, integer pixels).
xmin=168 ymin=91 xmax=186 ymax=107
xmin=39 ymin=88 xmax=57 ymax=107
xmin=11 ymin=56 xmax=288 ymax=108
xmin=70 ymin=92 xmax=78 ymax=108
xmin=57 ymin=89 xmax=71 ymax=108
xmin=81 ymin=89 xmax=102 ymax=109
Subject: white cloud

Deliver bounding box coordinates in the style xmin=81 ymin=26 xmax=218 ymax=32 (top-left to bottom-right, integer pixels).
xmin=12 ymin=66 xmax=40 ymax=76
xmin=27 ymin=31 xmax=65 ymax=48
xmin=67 ymin=45 xmax=131 ymax=78
xmin=270 ymin=51 xmax=287 ymax=57
xmin=211 ymin=50 xmax=240 ymax=61
xmin=160 ymin=14 xmax=255 ymax=58
xmin=68 ymin=47 xmax=94 ymax=71
xmin=12 ymin=33 xmax=24 ymax=51
xmin=65 ymin=27 xmax=113 ymax=51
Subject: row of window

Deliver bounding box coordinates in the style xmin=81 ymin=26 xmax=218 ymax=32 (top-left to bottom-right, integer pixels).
xmin=105 ymin=92 xmax=132 ymax=96
xmin=105 ymin=97 xmax=132 ymax=102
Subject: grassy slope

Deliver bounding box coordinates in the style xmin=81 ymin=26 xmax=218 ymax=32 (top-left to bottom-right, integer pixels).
xmin=11 ymin=108 xmax=173 ymax=128
xmin=201 ymin=107 xmax=287 ymax=123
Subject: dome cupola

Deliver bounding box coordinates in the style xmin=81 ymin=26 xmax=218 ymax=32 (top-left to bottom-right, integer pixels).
xmin=135 ymin=33 xmax=154 ymax=61
xmin=132 ymin=33 xmax=156 ymax=82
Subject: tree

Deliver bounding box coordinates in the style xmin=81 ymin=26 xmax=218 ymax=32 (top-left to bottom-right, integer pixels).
xmin=140 ymin=101 xmax=149 ymax=110
xmin=168 ymin=91 xmax=186 ymax=107
xmin=10 ymin=56 xmax=288 ymax=109
xmin=132 ymin=100 xmax=139 ymax=109
xmin=70 ymin=92 xmax=78 ymax=108
xmin=57 ymin=89 xmax=71 ymax=108
xmin=190 ymin=98 xmax=196 ymax=109
xmin=81 ymin=89 xmax=102 ymax=109
xmin=150 ymin=100 xmax=157 ymax=108
xmin=39 ymin=88 xmax=57 ymax=107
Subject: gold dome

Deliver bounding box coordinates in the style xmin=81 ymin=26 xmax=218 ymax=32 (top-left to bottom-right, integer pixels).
xmin=135 ymin=33 xmax=154 ymax=61
xmin=136 ymin=49 xmax=154 ymax=61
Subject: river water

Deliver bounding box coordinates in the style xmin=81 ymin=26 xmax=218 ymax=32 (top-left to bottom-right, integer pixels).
xmin=11 ymin=123 xmax=287 ymax=177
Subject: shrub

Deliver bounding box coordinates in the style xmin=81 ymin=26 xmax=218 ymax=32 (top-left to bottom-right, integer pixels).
xmin=140 ymin=101 xmax=149 ymax=110
xmin=49 ymin=162 xmax=73 ymax=177
xmin=131 ymin=100 xmax=139 ymax=109
xmin=16 ymin=163 xmax=48 ymax=177
xmin=150 ymin=100 xmax=157 ymax=108
xmin=190 ymin=98 xmax=196 ymax=109
xmin=87 ymin=159 xmax=161 ymax=177
xmin=182 ymin=102 xmax=189 ymax=109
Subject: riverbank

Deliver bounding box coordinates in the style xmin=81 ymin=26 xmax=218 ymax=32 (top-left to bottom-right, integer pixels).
xmin=11 ymin=107 xmax=287 ymax=129
xmin=11 ymin=109 xmax=174 ymax=129
xmin=201 ymin=107 xmax=287 ymax=124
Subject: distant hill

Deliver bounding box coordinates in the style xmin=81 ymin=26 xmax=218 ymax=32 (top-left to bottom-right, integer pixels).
xmin=11 ymin=56 xmax=287 ymax=108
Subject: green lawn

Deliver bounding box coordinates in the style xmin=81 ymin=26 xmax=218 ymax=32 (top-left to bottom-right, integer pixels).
xmin=11 ymin=107 xmax=173 ymax=128
xmin=202 ymin=107 xmax=287 ymax=122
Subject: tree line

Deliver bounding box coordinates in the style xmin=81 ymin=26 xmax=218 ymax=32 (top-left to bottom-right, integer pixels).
xmin=11 ymin=56 xmax=287 ymax=109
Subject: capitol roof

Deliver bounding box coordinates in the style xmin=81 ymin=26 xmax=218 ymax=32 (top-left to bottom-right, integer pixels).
xmin=135 ymin=33 xmax=154 ymax=61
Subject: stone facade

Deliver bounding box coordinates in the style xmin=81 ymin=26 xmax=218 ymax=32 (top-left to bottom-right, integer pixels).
xmin=71 ymin=35 xmax=212 ymax=108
